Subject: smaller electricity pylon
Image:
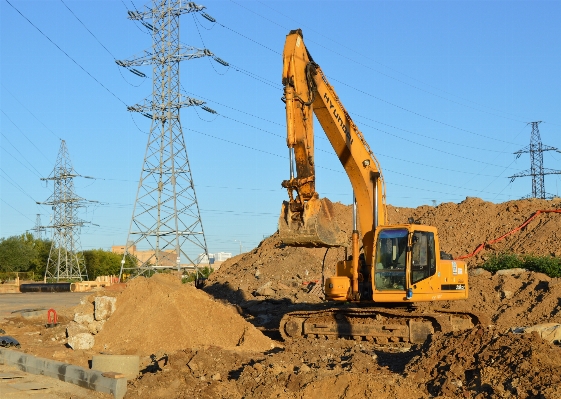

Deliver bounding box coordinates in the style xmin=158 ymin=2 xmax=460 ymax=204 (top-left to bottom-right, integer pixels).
xmin=33 ymin=214 xmax=45 ymax=240
xmin=38 ymin=140 xmax=90 ymax=281
xmin=509 ymin=121 xmax=561 ymax=199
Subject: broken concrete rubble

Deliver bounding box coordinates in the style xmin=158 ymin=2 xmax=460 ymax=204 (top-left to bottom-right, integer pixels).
xmin=67 ymin=333 xmax=94 ymax=350
xmin=94 ymin=296 xmax=117 ymax=321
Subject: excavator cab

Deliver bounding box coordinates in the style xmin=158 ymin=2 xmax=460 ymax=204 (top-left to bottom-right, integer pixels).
xmin=373 ymin=228 xmax=437 ymax=293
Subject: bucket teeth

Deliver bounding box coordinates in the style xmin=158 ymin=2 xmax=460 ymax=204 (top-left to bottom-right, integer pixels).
xmin=278 ymin=197 xmax=348 ymax=248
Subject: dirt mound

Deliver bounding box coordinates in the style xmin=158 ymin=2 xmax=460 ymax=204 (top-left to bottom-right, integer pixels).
xmin=93 ymin=274 xmax=275 ymax=355
xmin=406 ymin=327 xmax=561 ymax=398
xmin=207 ymin=197 xmax=561 ymax=309
xmin=126 ymin=340 xmax=424 ymax=399
xmin=415 ymin=270 xmax=561 ymax=330
xmin=388 ymin=197 xmax=561 ymax=265
xmin=204 ymin=202 xmax=354 ymax=309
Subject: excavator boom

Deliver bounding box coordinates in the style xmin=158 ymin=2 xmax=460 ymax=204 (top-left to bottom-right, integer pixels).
xmin=279 ymin=29 xmax=386 ymax=254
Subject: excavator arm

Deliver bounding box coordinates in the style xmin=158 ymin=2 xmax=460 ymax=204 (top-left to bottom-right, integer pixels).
xmin=280 ymin=29 xmax=387 ymax=264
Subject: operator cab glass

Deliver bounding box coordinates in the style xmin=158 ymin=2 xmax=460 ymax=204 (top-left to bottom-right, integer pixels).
xmin=374 ymin=229 xmax=408 ymax=291
xmin=411 ymin=231 xmax=436 ymax=284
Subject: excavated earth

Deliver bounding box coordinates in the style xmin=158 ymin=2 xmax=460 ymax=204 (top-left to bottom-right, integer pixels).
xmin=2 ymin=197 xmax=561 ymax=398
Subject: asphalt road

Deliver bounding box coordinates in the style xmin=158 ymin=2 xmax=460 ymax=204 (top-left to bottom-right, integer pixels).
xmin=0 ymin=292 xmax=86 ymax=321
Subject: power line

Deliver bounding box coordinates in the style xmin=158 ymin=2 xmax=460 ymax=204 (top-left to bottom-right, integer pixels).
xmin=185 ymin=90 xmax=520 ymax=171
xmin=1 ymin=84 xmax=61 ymax=140
xmin=213 ymin=15 xmax=526 ymax=146
xmin=0 ymin=171 xmax=39 ymax=204
xmin=1 ymin=109 xmax=51 ymax=161
xmin=248 ymin=0 xmax=535 ymax=125
xmin=60 ymin=0 xmax=148 ymax=87
xmin=0 ymin=133 xmax=43 ymax=177
xmin=60 ymin=0 xmax=116 ymax=59
xmin=329 ymin=75 xmax=522 ymax=146
xmin=0 ymin=199 xmax=35 ymax=223
xmin=353 ymin=113 xmax=511 ymax=154
xmin=4 ymin=0 xmax=127 ymax=106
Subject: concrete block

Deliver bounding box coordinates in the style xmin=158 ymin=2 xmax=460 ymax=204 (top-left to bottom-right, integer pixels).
xmin=67 ymin=333 xmax=94 ymax=350
xmin=20 ymin=309 xmax=48 ymax=319
xmin=87 ymin=319 xmax=106 ymax=334
xmin=91 ymin=355 xmax=139 ymax=380
xmin=94 ymin=296 xmax=117 ymax=321
xmin=469 ymin=268 xmax=488 ymax=277
xmin=255 ymin=281 xmax=275 ymax=296
xmin=74 ymin=313 xmax=94 ymax=325
xmin=0 ymin=348 xmax=127 ymax=399
xmin=66 ymin=321 xmax=89 ymax=338
xmin=496 ymin=268 xmax=527 ymax=276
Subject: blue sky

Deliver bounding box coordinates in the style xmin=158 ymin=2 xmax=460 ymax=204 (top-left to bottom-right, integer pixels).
xmin=1 ymin=0 xmax=560 ymax=256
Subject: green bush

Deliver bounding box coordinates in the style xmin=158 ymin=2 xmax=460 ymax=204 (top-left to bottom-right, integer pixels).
xmin=482 ymin=252 xmax=561 ymax=278
xmin=521 ymin=254 xmax=561 ymax=278
xmin=182 ymin=266 xmax=213 ymax=283
xmin=482 ymin=252 xmax=521 ymax=273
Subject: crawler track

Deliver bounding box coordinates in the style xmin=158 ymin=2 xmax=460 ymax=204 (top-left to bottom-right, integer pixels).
xmin=279 ymin=307 xmax=489 ymax=344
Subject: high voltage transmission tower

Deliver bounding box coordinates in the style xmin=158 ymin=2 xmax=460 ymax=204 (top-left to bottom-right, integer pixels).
xmin=509 ymin=121 xmax=561 ymax=199
xmin=38 ymin=140 xmax=90 ymax=281
xmin=117 ymin=1 xmax=227 ymax=278
xmin=33 ymin=214 xmax=45 ymax=240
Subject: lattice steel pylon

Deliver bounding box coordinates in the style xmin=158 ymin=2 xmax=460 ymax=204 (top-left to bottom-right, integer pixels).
xmin=38 ymin=140 xmax=88 ymax=282
xmin=509 ymin=121 xmax=561 ymax=199
xmin=117 ymin=1 xmax=224 ymax=278
xmin=33 ymin=214 xmax=45 ymax=240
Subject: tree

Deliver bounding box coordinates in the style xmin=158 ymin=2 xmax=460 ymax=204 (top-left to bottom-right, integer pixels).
xmin=83 ymin=249 xmax=135 ymax=279
xmin=0 ymin=233 xmax=51 ymax=274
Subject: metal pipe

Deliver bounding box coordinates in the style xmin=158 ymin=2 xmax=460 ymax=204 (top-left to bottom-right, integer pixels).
xmin=352 ymin=192 xmax=357 ymax=231
xmin=289 ymin=148 xmax=295 ymax=179
xmin=19 ymin=283 xmax=74 ymax=293
xmin=374 ymin=178 xmax=378 ymax=229
xmin=351 ymin=193 xmax=359 ymax=299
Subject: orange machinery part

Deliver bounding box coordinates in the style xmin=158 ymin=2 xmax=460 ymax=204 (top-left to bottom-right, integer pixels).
xmin=456 ymin=209 xmax=561 ymax=260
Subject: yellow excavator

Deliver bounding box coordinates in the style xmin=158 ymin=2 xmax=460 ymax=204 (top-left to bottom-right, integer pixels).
xmin=278 ymin=29 xmax=486 ymax=344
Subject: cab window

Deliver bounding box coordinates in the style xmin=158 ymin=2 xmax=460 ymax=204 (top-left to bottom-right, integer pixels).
xmin=411 ymin=231 xmax=436 ymax=284
xmin=374 ymin=229 xmax=407 ymax=291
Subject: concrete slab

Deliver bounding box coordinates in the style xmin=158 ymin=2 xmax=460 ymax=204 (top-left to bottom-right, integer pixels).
xmin=92 ymin=354 xmax=139 ymax=380
xmin=0 ymin=363 xmax=110 ymax=399
xmin=0 ymin=348 xmax=126 ymax=399
xmin=19 ymin=310 xmax=48 ymax=320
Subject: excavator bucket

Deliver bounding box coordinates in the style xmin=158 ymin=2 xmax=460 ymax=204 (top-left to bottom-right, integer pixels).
xmin=278 ymin=197 xmax=348 ymax=247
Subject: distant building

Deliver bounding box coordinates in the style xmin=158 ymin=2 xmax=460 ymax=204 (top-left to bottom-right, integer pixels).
xmin=111 ymin=245 xmax=177 ymax=266
xmin=197 ymin=252 xmax=232 ymax=265
xmin=215 ymin=252 xmax=232 ymax=261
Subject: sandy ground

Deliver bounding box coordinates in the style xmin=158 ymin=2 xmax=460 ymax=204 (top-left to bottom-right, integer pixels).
xmin=1 ymin=197 xmax=561 ymax=398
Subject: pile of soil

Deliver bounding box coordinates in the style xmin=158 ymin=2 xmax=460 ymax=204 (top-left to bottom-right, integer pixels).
xmin=387 ymin=197 xmax=561 ymax=264
xmin=205 ymin=202 xmax=352 ymax=305
xmin=93 ymin=274 xmax=275 ymax=355
xmin=406 ymin=327 xmax=561 ymax=398
xmin=126 ymin=340 xmax=425 ymax=399
xmin=6 ymin=196 xmax=561 ymax=399
xmin=206 ymin=197 xmax=561 ymax=314
xmin=420 ymin=269 xmax=561 ymax=330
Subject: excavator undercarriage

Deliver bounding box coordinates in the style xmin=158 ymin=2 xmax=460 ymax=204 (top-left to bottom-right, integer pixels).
xmin=280 ymin=307 xmax=489 ymax=344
